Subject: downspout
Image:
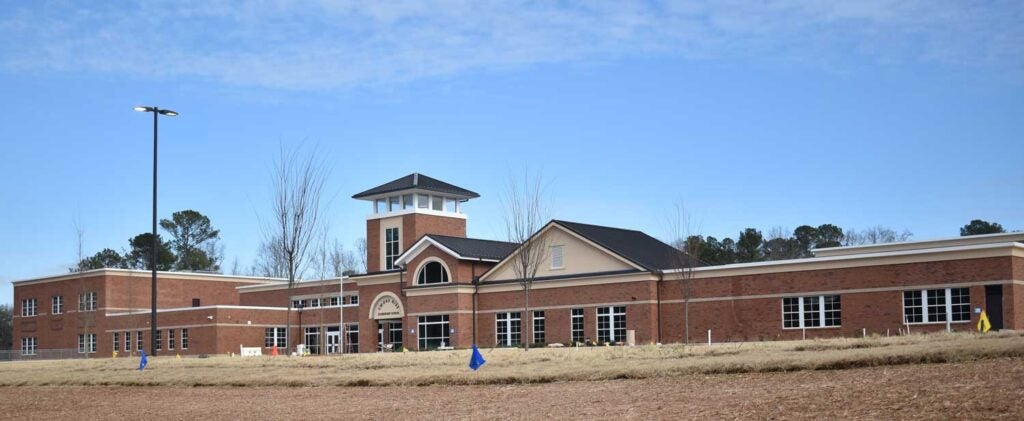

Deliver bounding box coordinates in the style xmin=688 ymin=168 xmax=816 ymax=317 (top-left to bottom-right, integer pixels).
xmin=472 ymin=259 xmax=481 ymax=346
xmin=656 ymin=270 xmax=663 ymax=345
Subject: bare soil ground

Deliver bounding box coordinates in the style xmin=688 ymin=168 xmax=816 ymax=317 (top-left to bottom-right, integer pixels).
xmin=2 ymin=358 xmax=1022 ymax=420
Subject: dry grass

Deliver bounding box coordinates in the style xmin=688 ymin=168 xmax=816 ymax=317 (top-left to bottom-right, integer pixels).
xmin=1 ymin=331 xmax=1022 ymax=388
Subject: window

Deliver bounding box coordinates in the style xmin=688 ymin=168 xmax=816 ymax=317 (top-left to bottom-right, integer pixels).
xmin=52 ymin=295 xmax=63 ymax=315
xmin=533 ymin=311 xmax=545 ymax=344
xmin=402 ymin=194 xmax=413 ymax=210
xmin=168 ymin=329 xmax=175 ymax=351
xmin=444 ymin=197 xmax=456 ymax=212
xmin=417 ymin=315 xmax=450 ymax=350
xmin=181 ymin=328 xmax=189 ymax=350
xmin=571 ymin=308 xmax=584 ymax=343
xmin=417 ymin=194 xmax=429 ymax=209
xmin=330 ymin=296 xmax=340 ymax=307
xmin=79 ymin=291 xmax=97 ymax=312
xmin=431 ymin=195 xmax=443 ymax=211
xmin=349 ymin=295 xmax=359 ymax=305
xmin=265 ymin=328 xmax=286 ymax=348
xmin=21 ymin=299 xmax=36 ymax=317
xmin=78 ymin=333 xmax=96 ymax=354
xmin=345 ymin=324 xmax=359 ymax=353
xmin=903 ymin=288 xmax=971 ymax=324
xmin=136 ymin=331 xmax=144 ymax=352
xmin=309 ymin=298 xmax=321 ymax=308
xmin=155 ymin=330 xmax=162 ymax=351
xmin=388 ymin=196 xmax=400 ymax=212
xmin=292 ymin=299 xmax=303 ymax=309
xmin=375 ymin=199 xmax=386 ymax=214
xmin=113 ymin=332 xmax=120 ymax=353
xmin=385 ymin=227 xmax=400 ymax=270
xmin=304 ymin=327 xmax=321 ymax=354
xmin=782 ymin=296 xmax=841 ymax=329
xmin=21 ymin=337 xmax=37 ymax=356
xmin=550 ymin=246 xmax=564 ymax=269
xmin=192 ymin=298 xmax=201 ymax=307
xmin=416 ymin=261 xmax=450 ymax=285
xmin=124 ymin=331 xmax=131 ymax=352
xmin=597 ymin=306 xmax=626 ymax=343
xmin=496 ymin=312 xmax=521 ymax=346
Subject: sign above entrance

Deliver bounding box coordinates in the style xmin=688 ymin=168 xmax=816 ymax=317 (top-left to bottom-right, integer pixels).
xmin=370 ymin=292 xmax=404 ymax=320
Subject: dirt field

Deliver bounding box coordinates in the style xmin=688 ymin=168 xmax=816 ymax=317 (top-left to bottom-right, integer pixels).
xmin=2 ymin=357 xmax=1022 ymax=420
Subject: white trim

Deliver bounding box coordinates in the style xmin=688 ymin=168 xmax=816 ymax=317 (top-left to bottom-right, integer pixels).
xmin=663 ymin=279 xmax=1018 ymax=304
xmin=405 ymin=285 xmax=477 ymax=296
xmin=394 ymin=236 xmax=502 ymax=267
xmin=663 ymin=242 xmax=1024 ymax=279
xmin=365 ymin=207 xmax=468 ymax=221
xmin=478 ymin=300 xmax=654 ymax=314
xmin=477 ymin=272 xmax=656 ymax=293
xmin=105 ymin=305 xmax=290 ymax=317
xmin=813 ymin=231 xmax=1024 ymax=257
xmin=12 ymin=268 xmax=284 ymax=286
xmin=237 ymin=277 xmax=354 ymax=293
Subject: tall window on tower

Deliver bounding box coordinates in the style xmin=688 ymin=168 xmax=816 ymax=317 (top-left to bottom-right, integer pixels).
xmin=385 ymin=228 xmax=400 ymax=270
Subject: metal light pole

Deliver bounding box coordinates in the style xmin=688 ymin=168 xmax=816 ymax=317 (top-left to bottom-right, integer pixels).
xmin=133 ymin=105 xmax=178 ymax=357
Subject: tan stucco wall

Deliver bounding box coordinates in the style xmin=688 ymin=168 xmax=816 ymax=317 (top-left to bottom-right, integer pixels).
xmin=485 ymin=226 xmax=634 ymax=281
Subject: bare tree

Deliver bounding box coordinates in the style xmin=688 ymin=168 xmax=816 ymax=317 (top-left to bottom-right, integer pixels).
xmin=355 ymin=238 xmax=367 ymax=274
xmin=263 ymin=144 xmax=330 ymax=353
xmin=844 ymin=226 xmax=913 ymax=246
xmin=501 ymin=170 xmax=549 ymax=351
xmin=73 ymin=220 xmax=96 ymax=358
xmin=253 ymin=236 xmax=288 ymax=278
xmin=330 ymin=240 xmax=359 ymax=277
xmin=665 ymin=202 xmax=701 ymax=345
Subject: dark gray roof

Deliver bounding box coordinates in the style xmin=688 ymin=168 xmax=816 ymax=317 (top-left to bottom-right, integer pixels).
xmin=352 ymin=173 xmax=480 ymax=199
xmin=427 ymin=234 xmax=519 ymax=261
xmin=554 ymin=220 xmax=690 ymax=271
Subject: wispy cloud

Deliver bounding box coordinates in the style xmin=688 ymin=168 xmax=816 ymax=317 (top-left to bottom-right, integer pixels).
xmin=0 ymin=0 xmax=1021 ymax=90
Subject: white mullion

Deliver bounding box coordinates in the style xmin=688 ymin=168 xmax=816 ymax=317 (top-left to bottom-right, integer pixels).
xmin=944 ymin=288 xmax=953 ymax=322
xmin=798 ymin=297 xmax=805 ymax=329
xmin=920 ymin=290 xmax=928 ymax=323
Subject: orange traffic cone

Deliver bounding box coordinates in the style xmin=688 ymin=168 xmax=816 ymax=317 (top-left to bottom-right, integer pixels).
xmin=271 ymin=345 xmax=278 ymax=357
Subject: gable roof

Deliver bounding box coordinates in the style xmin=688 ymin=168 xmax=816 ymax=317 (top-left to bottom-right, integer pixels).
xmin=352 ymin=173 xmax=480 ymax=199
xmin=553 ymin=220 xmax=688 ymax=271
xmin=428 ymin=235 xmax=520 ymax=261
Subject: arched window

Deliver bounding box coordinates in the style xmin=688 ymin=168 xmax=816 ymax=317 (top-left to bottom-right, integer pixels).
xmin=416 ymin=261 xmax=450 ymax=285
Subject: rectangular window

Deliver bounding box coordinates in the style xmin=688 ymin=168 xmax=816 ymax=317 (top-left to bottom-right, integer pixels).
xmin=781 ymin=296 xmax=841 ymax=329
xmin=388 ymin=196 xmax=400 ymax=212
xmin=21 ymin=299 xmax=37 ymax=317
xmin=550 ymin=245 xmax=564 ymax=269
xmin=168 ymin=329 xmax=175 ymax=351
xmin=417 ymin=315 xmax=450 ymax=350
xmin=113 ymin=332 xmax=120 ymax=353
xmin=431 ymin=195 xmax=443 ymax=211
xmin=192 ymin=298 xmax=201 ymax=307
xmin=375 ymin=199 xmax=386 ymax=214
xmin=265 ymin=327 xmax=286 ymax=348
xmin=330 ymin=296 xmax=339 ymax=306
xmin=533 ymin=311 xmax=545 ymax=344
xmin=903 ymin=288 xmax=971 ymax=324
xmin=155 ymin=330 xmax=162 ymax=351
xmin=571 ymin=308 xmax=584 ymax=343
xmin=78 ymin=333 xmax=96 ymax=353
xmin=181 ymin=328 xmax=189 ymax=350
xmin=385 ymin=227 xmax=400 ymax=270
xmin=52 ymin=295 xmax=63 ymax=315
xmin=350 ymin=295 xmax=359 ymax=305
xmin=444 ymin=197 xmax=456 ymax=212
xmin=417 ymin=194 xmax=429 ymax=209
xmin=402 ymin=194 xmax=413 ymax=210
xmin=597 ymin=306 xmax=626 ymax=343
xmin=309 ymin=298 xmax=321 ymax=308
xmin=78 ymin=291 xmax=97 ymax=312
xmin=495 ymin=312 xmax=521 ymax=346
xmin=124 ymin=331 xmax=131 ymax=352
xmin=137 ymin=331 xmax=144 ymax=352
xmin=21 ymin=337 xmax=37 ymax=356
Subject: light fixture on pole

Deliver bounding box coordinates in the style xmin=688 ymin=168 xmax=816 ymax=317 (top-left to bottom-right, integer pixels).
xmin=133 ymin=105 xmax=178 ymax=357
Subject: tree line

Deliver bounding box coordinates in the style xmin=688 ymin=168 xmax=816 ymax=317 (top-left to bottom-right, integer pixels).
xmin=682 ymin=219 xmax=1009 ymax=266
xmin=71 ymin=210 xmax=222 ymax=273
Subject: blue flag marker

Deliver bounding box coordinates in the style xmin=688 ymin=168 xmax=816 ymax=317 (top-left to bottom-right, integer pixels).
xmin=139 ymin=349 xmax=148 ymax=371
xmin=469 ymin=344 xmax=486 ymax=371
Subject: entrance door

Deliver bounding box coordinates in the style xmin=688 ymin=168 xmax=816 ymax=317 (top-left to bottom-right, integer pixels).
xmin=377 ymin=320 xmax=403 ymax=351
xmin=985 ymin=284 xmax=1004 ymax=330
xmin=326 ymin=327 xmax=340 ymax=354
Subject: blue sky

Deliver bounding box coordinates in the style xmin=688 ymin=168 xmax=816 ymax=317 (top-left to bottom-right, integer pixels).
xmin=1 ymin=1 xmax=1022 ymax=305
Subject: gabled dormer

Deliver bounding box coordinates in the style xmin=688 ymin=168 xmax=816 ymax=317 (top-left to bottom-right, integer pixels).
xmin=352 ymin=173 xmax=479 ymax=273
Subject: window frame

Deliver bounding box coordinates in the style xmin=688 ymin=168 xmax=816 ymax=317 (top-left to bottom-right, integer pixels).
xmin=415 ymin=260 xmax=451 ymax=285
xmin=781 ymin=295 xmax=841 ymax=329
xmin=596 ymin=306 xmax=626 ymax=343
xmin=124 ymin=331 xmax=131 ymax=352
xmin=417 ymin=314 xmax=450 ymax=350
xmin=52 ymin=295 xmax=63 ymax=315
xmin=903 ymin=288 xmax=972 ymax=325
xmin=181 ymin=328 xmax=189 ymax=350
xmin=570 ymin=308 xmax=584 ymax=343
xmin=78 ymin=333 xmax=96 ymax=354
xmin=384 ymin=227 xmax=400 ymax=270
xmin=167 ymin=329 xmax=175 ymax=351
xmin=78 ymin=291 xmax=97 ymax=312
xmin=21 ymin=337 xmax=37 ymax=356
xmin=532 ymin=311 xmax=545 ymax=344
xmin=495 ymin=312 xmax=521 ymax=347
xmin=21 ymin=298 xmax=37 ymax=317
xmin=550 ymin=245 xmax=564 ymax=270
xmin=265 ymin=327 xmax=286 ymax=348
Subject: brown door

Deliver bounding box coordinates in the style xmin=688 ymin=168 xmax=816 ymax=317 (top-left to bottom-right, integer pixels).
xmin=984 ymin=285 xmax=1004 ymax=331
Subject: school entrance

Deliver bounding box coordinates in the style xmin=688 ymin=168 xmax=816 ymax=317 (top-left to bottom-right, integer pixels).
xmin=370 ymin=292 xmax=405 ymax=352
